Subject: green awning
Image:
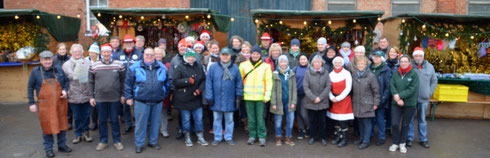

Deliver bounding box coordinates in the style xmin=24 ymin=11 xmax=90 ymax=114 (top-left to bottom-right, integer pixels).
xmin=251 ymin=9 xmax=384 ymax=17
xmin=381 ymin=13 xmax=490 ymax=25
xmin=0 ymin=9 xmax=81 ymax=42
xmin=90 ymin=8 xmax=231 ymax=32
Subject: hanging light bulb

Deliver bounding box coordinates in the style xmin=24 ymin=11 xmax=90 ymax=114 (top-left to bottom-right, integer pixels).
xmin=141 ymin=16 xmax=144 ymax=20
xmin=119 ymin=15 xmax=123 ymax=19
xmin=57 ymin=15 xmax=61 ymax=19
xmin=303 ymin=21 xmax=307 ymax=25
xmin=76 ymin=14 xmax=80 ymax=18
xmin=414 ymin=36 xmax=418 ymax=41
xmin=401 ymin=19 xmax=406 ymax=23
xmin=207 ymin=14 xmax=211 ymax=19
xmin=353 ymin=19 xmax=356 ymax=23
xmin=255 ymin=19 xmax=259 ymax=23
xmin=279 ymin=21 xmax=283 ymax=24
xmin=328 ymin=20 xmax=332 ymax=25
xmin=445 ymin=33 xmax=449 ymax=37
xmin=185 ymin=15 xmax=189 ymax=19
xmin=97 ymin=13 xmax=101 ymax=17
xmin=470 ymin=36 xmax=475 ymax=39
xmin=36 ymin=15 xmax=40 ymax=19
xmin=377 ymin=17 xmax=381 ymax=21
xmin=422 ymin=24 xmax=426 ymax=29
xmin=230 ymin=17 xmax=234 ymax=22
xmin=14 ymin=15 xmax=19 ymax=19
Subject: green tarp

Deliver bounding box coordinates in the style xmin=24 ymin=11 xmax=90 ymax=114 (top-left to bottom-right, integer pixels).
xmin=0 ymin=9 xmax=81 ymax=42
xmin=381 ymin=13 xmax=490 ymax=25
xmin=91 ymin=8 xmax=231 ymax=32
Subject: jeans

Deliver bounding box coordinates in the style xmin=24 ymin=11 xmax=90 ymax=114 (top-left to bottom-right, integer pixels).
xmin=70 ymin=102 xmax=92 ymax=137
xmin=160 ymin=108 xmax=169 ymax=134
xmin=274 ymin=110 xmax=295 ymax=137
xmin=245 ymin=101 xmax=267 ymax=139
xmin=42 ymin=131 xmax=67 ymax=151
xmin=91 ymin=106 xmax=98 ymax=127
xmin=96 ymin=102 xmax=121 ymax=143
xmin=239 ymin=99 xmax=247 ymax=119
xmin=408 ymin=102 xmax=429 ymax=141
xmin=373 ymin=106 xmax=386 ymax=140
xmin=391 ymin=105 xmax=416 ymax=145
xmin=295 ymin=95 xmax=309 ymax=130
xmin=122 ymin=102 xmax=133 ymax=127
xmin=180 ymin=107 xmax=204 ymax=133
xmin=134 ymin=101 xmax=162 ymax=147
xmin=213 ymin=111 xmax=234 ymax=141
xmin=358 ymin=117 xmax=374 ymax=143
xmin=308 ymin=109 xmax=327 ymax=139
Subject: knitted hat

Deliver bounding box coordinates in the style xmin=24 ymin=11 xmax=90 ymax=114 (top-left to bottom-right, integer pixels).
xmin=178 ymin=39 xmax=189 ymax=48
xmin=220 ymin=47 xmax=231 ymax=55
xmin=200 ymin=30 xmax=210 ymax=39
xmin=193 ymin=41 xmax=205 ymax=49
xmin=122 ymin=34 xmax=135 ymax=43
xmin=158 ymin=38 xmax=167 ymax=46
xmin=290 ymin=38 xmax=300 ymax=47
xmin=88 ymin=42 xmax=100 ymax=54
xmin=184 ymin=48 xmax=197 ymax=58
xmin=341 ymin=42 xmax=351 ymax=48
xmin=317 ymin=37 xmax=327 ymax=45
xmin=101 ymin=44 xmax=112 ymax=52
xmin=39 ymin=51 xmax=53 ymax=58
xmin=332 ymin=56 xmax=345 ymax=65
xmin=260 ymin=32 xmax=271 ymax=40
xmin=412 ymin=47 xmax=424 ymax=56
xmin=251 ymin=45 xmax=262 ymax=54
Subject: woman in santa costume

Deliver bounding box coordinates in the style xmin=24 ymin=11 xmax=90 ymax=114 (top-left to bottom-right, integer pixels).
xmin=327 ymin=56 xmax=354 ymax=148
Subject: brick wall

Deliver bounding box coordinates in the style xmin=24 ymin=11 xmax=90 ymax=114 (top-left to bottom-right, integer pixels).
xmin=109 ymin=0 xmax=190 ymax=8
xmin=356 ymin=0 xmax=391 ymax=18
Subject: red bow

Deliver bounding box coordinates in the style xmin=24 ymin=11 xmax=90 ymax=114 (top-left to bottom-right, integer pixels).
xmin=91 ymin=26 xmax=99 ymax=38
xmin=121 ymin=20 xmax=129 ymax=31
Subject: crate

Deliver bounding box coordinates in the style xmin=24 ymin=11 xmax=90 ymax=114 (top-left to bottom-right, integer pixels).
xmin=433 ymin=84 xmax=469 ymax=102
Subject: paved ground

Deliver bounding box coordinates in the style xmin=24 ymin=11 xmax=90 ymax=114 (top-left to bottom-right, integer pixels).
xmin=1 ymin=102 xmax=489 ymax=158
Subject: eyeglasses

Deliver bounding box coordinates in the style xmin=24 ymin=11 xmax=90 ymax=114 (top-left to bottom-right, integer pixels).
xmin=144 ymin=54 xmax=155 ymax=57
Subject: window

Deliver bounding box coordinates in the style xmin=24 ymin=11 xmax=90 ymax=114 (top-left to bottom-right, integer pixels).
xmin=391 ymin=0 xmax=420 ymax=16
xmin=326 ymin=0 xmax=356 ymax=11
xmin=468 ymin=0 xmax=490 ymax=16
xmin=86 ymin=0 xmax=108 ymax=36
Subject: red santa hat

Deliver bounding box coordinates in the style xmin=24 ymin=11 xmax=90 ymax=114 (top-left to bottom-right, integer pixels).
xmin=200 ymin=30 xmax=210 ymax=39
xmin=101 ymin=44 xmax=112 ymax=51
xmin=178 ymin=39 xmax=190 ymax=48
xmin=412 ymin=47 xmax=424 ymax=56
xmin=193 ymin=41 xmax=205 ymax=49
xmin=122 ymin=34 xmax=135 ymax=43
xmin=260 ymin=32 xmax=271 ymax=40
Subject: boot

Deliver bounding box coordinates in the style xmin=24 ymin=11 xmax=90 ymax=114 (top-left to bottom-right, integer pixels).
xmin=331 ymin=126 xmax=341 ymax=145
xmin=184 ymin=132 xmax=193 ymax=147
xmin=337 ymin=128 xmax=348 ymax=148
xmin=275 ymin=136 xmax=282 ymax=146
xmin=196 ymin=132 xmax=209 ymax=146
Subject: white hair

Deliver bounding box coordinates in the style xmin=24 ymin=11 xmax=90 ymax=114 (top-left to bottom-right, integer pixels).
xmin=311 ymin=55 xmax=325 ymax=65
xmin=70 ymin=44 xmax=84 ymax=54
xmin=354 ymin=45 xmax=365 ymax=53
xmin=136 ymin=35 xmax=145 ymax=42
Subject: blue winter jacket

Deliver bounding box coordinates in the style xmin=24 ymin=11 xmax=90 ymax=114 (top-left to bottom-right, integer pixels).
xmin=293 ymin=65 xmax=309 ymax=96
xmin=370 ymin=63 xmax=392 ymax=108
xmin=205 ymin=62 xmax=244 ymax=112
xmin=124 ymin=60 xmax=169 ymax=102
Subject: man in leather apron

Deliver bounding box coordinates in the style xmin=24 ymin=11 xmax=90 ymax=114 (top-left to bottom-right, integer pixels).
xmin=28 ymin=51 xmax=72 ymax=157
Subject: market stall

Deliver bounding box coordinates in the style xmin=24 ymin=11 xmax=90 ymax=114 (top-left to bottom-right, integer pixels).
xmin=0 ymin=9 xmax=81 ymax=102
xmin=90 ymin=8 xmax=231 ymax=53
xmin=250 ymin=9 xmax=384 ymax=54
xmin=382 ymin=13 xmax=490 ymax=119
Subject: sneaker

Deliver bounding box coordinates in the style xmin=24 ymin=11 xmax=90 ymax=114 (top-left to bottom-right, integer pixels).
xmin=297 ymin=130 xmax=305 ymax=140
xmin=148 ymin=143 xmax=161 ymax=150
xmin=247 ymin=137 xmax=256 ymax=145
xmin=226 ymin=140 xmax=236 ymax=146
xmin=212 ymin=140 xmax=221 ymax=146
xmin=72 ymin=136 xmax=81 ymax=144
xmin=399 ymin=143 xmax=407 ymax=153
xmin=209 ymin=129 xmax=214 ymax=134
xmin=96 ymin=143 xmax=109 ymax=151
xmin=285 ymin=137 xmax=295 ymax=146
xmin=376 ymin=139 xmax=385 ymax=146
xmin=82 ymin=131 xmax=93 ymax=142
xmin=275 ymin=136 xmax=282 ymax=146
xmin=114 ymin=142 xmax=124 ymax=151
xmin=388 ymin=144 xmax=399 ymax=152
xmin=259 ymin=138 xmax=266 ymax=147
xmin=161 ymin=131 xmax=170 ymax=138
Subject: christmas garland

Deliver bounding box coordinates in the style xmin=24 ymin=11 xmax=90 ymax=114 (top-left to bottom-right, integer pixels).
xmin=0 ymin=22 xmax=49 ymax=53
xmin=257 ymin=19 xmax=376 ymax=54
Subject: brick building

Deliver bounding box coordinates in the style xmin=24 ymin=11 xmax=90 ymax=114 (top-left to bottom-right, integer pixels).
xmin=2 ymin=0 xmax=488 ymax=49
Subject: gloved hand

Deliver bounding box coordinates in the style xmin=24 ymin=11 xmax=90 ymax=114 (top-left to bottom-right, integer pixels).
xmin=189 ymin=76 xmax=195 ymax=85
xmin=193 ymin=89 xmax=201 ymax=96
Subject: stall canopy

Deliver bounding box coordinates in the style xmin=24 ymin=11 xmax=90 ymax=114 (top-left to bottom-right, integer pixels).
xmin=382 ymin=13 xmax=490 ymax=25
xmin=0 ymin=9 xmax=81 ymax=42
xmin=90 ymin=8 xmax=231 ymax=32
xmin=251 ymin=9 xmax=384 ymax=25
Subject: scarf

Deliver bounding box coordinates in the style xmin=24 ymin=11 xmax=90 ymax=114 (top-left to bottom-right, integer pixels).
xmin=221 ymin=61 xmax=233 ymax=80
xmin=279 ymin=66 xmax=290 ymax=80
xmin=398 ymin=64 xmax=412 ymax=76
xmin=339 ymin=49 xmax=352 ymax=66
xmin=334 ymin=67 xmax=343 ymax=73
xmin=125 ymin=48 xmax=133 ymax=56
xmin=357 ymin=68 xmax=367 ymax=79
xmin=70 ymin=57 xmax=89 ymax=84
xmin=232 ymin=47 xmax=241 ymax=53
xmin=310 ymin=66 xmax=324 ymax=73
xmin=240 ymin=52 xmax=251 ymax=60
xmin=371 ymin=62 xmax=385 ymax=77
xmin=289 ymin=49 xmax=300 ymax=58
xmin=210 ymin=52 xmax=219 ymax=58
xmin=386 ymin=58 xmax=398 ymax=68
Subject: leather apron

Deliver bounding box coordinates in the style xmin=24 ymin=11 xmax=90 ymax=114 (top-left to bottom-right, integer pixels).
xmin=37 ymin=68 xmax=68 ymax=134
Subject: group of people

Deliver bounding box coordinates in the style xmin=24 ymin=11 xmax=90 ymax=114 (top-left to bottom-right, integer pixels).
xmin=27 ymin=31 xmax=437 ymax=157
